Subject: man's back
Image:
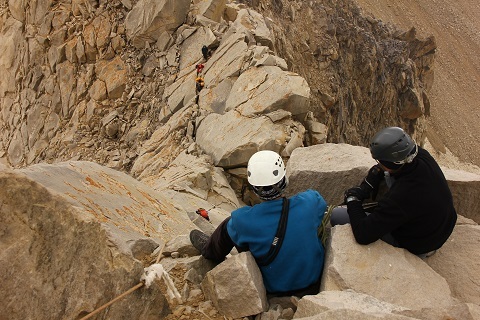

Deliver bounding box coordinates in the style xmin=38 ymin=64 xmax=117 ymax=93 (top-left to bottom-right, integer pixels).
xmin=360 ymin=147 xmax=456 ymax=254
xmin=382 ymin=147 xmax=457 ymax=253
xmin=227 ymin=189 xmax=326 ymax=293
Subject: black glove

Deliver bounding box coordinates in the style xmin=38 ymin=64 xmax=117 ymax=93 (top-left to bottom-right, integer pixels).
xmin=344 ymin=187 xmax=369 ymax=204
xmin=360 ymin=165 xmax=384 ymax=200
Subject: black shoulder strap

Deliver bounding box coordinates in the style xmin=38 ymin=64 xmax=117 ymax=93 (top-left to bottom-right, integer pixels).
xmin=255 ymin=197 xmax=290 ymax=267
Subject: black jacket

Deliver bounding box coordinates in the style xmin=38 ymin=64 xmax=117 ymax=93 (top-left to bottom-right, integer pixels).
xmin=348 ymin=147 xmax=457 ymax=254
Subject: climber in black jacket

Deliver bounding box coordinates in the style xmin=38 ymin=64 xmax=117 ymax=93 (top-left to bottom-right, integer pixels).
xmin=331 ymin=127 xmax=457 ymax=258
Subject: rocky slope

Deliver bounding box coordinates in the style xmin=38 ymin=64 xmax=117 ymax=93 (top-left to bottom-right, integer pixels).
xmin=0 ymin=0 xmax=479 ymax=320
xmin=1 ymin=144 xmax=479 ymax=320
xmin=241 ymin=0 xmax=480 ymax=169
xmin=353 ymin=0 xmax=480 ymax=168
xmin=0 ymin=0 xmax=435 ymax=177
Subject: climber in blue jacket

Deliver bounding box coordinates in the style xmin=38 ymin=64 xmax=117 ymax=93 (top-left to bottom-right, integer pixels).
xmin=190 ymin=150 xmax=327 ymax=297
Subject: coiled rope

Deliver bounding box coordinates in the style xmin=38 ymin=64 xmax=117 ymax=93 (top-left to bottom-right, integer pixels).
xmin=318 ymin=205 xmax=334 ymax=247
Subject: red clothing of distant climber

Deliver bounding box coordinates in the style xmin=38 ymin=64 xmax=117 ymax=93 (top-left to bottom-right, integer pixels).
xmin=196 ymin=64 xmax=204 ymax=75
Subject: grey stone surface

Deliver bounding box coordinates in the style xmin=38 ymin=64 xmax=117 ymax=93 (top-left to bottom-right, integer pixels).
xmin=0 ymin=168 xmax=171 ymax=320
xmin=443 ymin=168 xmax=480 ymax=224
xmin=294 ymin=290 xmax=408 ymax=318
xmin=425 ymin=224 xmax=480 ymax=306
xmin=321 ymin=225 xmax=455 ymax=310
xmin=286 ymin=143 xmax=376 ymax=205
xmin=125 ymin=0 xmax=191 ymax=48
xmin=202 ymin=252 xmax=268 ymax=318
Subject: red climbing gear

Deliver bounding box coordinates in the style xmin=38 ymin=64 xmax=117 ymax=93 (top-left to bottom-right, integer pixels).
xmin=196 ymin=208 xmax=210 ymax=221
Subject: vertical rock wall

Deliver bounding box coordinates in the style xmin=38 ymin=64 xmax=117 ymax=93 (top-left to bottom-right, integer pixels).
xmin=0 ymin=0 xmax=434 ymax=172
xmin=242 ymin=0 xmax=435 ymax=144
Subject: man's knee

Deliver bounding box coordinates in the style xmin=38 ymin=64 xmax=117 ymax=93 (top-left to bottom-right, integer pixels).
xmin=330 ymin=206 xmax=350 ymax=226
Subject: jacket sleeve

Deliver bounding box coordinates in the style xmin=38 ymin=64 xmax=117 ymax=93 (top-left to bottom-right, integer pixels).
xmin=346 ymin=201 xmax=375 ymax=244
xmin=347 ymin=198 xmax=408 ymax=245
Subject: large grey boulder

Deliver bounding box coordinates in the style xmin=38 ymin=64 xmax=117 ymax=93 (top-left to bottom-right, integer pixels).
xmin=425 ymin=224 xmax=480 ymax=305
xmin=178 ymin=26 xmax=216 ymax=70
xmin=195 ymin=110 xmax=289 ymax=168
xmin=201 ymin=252 xmax=268 ymax=318
xmin=125 ymin=0 xmax=191 ymax=48
xmin=294 ymin=309 xmax=418 ymax=320
xmin=0 ymin=17 xmax=24 ymax=97
xmin=294 ymin=290 xmax=408 ymax=318
xmin=131 ymin=105 xmax=195 ymax=180
xmin=227 ymin=8 xmax=274 ymax=49
xmin=196 ymin=0 xmax=228 ymax=22
xmin=286 ymin=143 xmax=376 ymax=205
xmin=321 ymin=225 xmax=455 ymax=310
xmin=443 ymin=168 xmax=480 ymax=224
xmin=95 ymin=56 xmax=127 ymax=99
xmin=203 ymin=31 xmax=249 ymax=87
xmin=0 ymin=164 xmax=189 ymax=320
xmin=18 ymin=161 xmax=196 ymax=252
xmin=224 ymin=66 xmax=310 ymax=117
xmin=199 ymin=77 xmax=235 ymax=114
xmin=150 ymin=150 xmax=240 ymax=212
xmin=162 ymin=69 xmax=197 ymax=116
xmin=396 ymin=303 xmax=480 ymax=320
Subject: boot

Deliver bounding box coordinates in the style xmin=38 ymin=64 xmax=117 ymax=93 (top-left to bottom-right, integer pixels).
xmin=190 ymin=229 xmax=209 ymax=253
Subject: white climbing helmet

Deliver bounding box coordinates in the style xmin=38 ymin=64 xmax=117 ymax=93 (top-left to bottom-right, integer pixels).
xmin=247 ymin=150 xmax=286 ymax=186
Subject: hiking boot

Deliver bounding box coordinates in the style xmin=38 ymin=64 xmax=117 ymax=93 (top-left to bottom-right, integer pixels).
xmin=190 ymin=229 xmax=209 ymax=253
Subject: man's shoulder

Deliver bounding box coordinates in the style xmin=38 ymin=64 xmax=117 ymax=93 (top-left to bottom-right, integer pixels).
xmin=292 ymin=189 xmax=324 ymax=202
xmin=296 ymin=189 xmax=320 ymax=197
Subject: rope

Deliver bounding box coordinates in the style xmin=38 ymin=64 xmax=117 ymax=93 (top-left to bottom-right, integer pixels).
xmin=318 ymin=205 xmax=334 ymax=247
xmin=80 ymin=282 xmax=145 ymax=320
xmin=316 ymin=201 xmax=379 ymax=248
xmin=80 ymin=242 xmax=166 ymax=320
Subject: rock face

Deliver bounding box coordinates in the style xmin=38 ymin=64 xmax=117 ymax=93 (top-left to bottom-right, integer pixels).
xmin=425 ymin=224 xmax=480 ymax=306
xmin=247 ymin=0 xmax=435 ymax=145
xmin=294 ymin=290 xmax=408 ymax=318
xmin=1 ymin=143 xmax=479 ymax=320
xmin=0 ymin=1 xmax=479 ymax=320
xmin=202 ymin=252 xmax=268 ymax=318
xmin=195 ymin=110 xmax=290 ymax=168
xmin=443 ymin=168 xmax=480 ymax=224
xmin=19 ymin=161 xmax=195 ymax=250
xmin=125 ymin=0 xmax=191 ymax=48
xmin=321 ymin=225 xmax=455 ymax=310
xmin=285 ymin=143 xmax=376 ymax=205
xmin=0 ymin=0 xmax=435 ymax=179
xmin=0 ymin=166 xmax=174 ymax=319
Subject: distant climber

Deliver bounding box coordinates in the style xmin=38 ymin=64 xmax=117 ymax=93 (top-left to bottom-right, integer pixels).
xmin=201 ymin=45 xmax=209 ymax=60
xmin=196 ymin=63 xmax=204 ymax=75
xmin=195 ymin=76 xmax=205 ymax=93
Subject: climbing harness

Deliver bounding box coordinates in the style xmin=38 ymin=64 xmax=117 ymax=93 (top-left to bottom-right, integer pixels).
xmin=317 ymin=201 xmax=379 ymax=247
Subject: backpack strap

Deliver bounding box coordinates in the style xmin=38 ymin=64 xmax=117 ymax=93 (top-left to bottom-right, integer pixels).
xmin=255 ymin=197 xmax=290 ymax=267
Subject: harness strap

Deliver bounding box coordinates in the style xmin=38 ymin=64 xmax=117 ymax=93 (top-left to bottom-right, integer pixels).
xmin=256 ymin=197 xmax=289 ymax=267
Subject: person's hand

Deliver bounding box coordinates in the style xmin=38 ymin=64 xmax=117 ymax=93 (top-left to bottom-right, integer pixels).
xmin=361 ymin=165 xmax=384 ymax=200
xmin=344 ymin=187 xmax=369 ymax=204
